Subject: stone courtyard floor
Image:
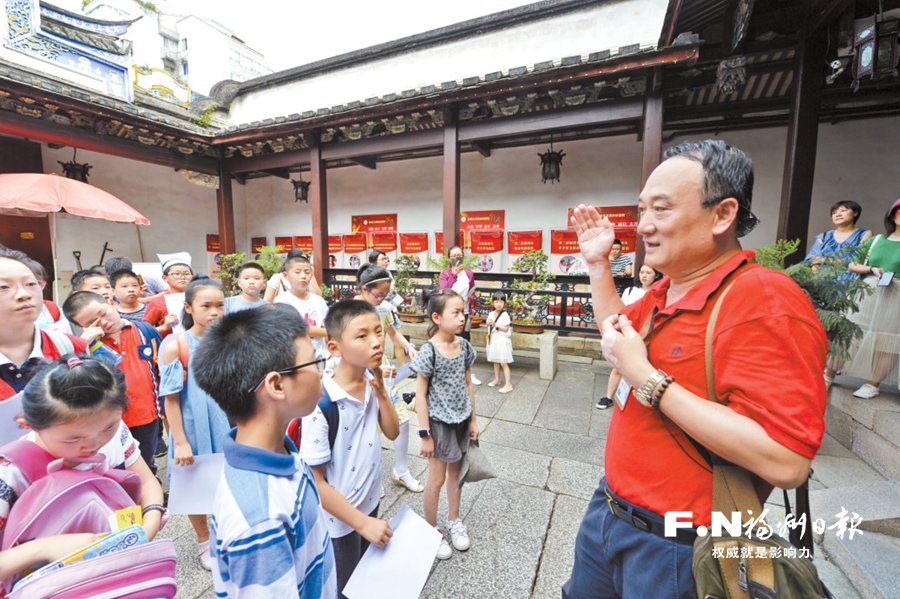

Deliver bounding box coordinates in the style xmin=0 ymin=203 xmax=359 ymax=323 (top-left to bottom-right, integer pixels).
xmin=159 ymin=357 xmax=867 ymax=598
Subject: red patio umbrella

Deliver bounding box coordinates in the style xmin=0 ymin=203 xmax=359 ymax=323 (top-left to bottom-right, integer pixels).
xmin=0 ymin=173 xmax=151 ymax=300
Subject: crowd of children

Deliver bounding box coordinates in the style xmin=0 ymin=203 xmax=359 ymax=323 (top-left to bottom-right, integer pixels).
xmin=0 ymin=244 xmax=504 ymax=598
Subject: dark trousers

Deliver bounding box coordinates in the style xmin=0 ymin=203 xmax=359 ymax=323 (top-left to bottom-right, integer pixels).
xmin=562 ymin=478 xmax=696 ymax=599
xmin=333 ymin=504 xmax=379 ymax=599
xmin=129 ymin=419 xmax=159 ymax=475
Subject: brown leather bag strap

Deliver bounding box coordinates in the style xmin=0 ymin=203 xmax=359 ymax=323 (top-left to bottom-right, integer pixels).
xmin=704 ymin=267 xmax=765 ymax=520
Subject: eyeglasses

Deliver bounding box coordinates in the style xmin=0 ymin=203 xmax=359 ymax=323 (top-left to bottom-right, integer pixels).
xmin=247 ymin=357 xmax=327 ymax=393
xmin=0 ymin=280 xmax=46 ymax=297
xmin=167 ymin=272 xmax=192 ymax=279
xmin=365 ymin=287 xmax=389 ymax=302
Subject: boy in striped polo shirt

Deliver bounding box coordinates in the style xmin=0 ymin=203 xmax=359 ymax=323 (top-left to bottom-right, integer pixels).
xmin=193 ymin=307 xmax=336 ymax=599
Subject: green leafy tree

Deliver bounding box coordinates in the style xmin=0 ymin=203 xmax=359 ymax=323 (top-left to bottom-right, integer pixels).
xmin=757 ymin=239 xmax=872 ymax=361
xmin=393 ymin=254 xmax=422 ymax=313
xmin=254 ymin=245 xmax=288 ymax=279
xmin=426 ymin=251 xmax=481 ymax=285
xmin=215 ymin=252 xmax=246 ymax=296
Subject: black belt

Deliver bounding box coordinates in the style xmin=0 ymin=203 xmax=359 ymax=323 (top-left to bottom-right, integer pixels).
xmin=605 ymin=487 xmax=697 ymax=546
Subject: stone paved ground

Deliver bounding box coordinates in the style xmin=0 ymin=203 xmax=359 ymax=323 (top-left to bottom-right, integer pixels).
xmin=160 ymin=357 xmax=865 ymax=598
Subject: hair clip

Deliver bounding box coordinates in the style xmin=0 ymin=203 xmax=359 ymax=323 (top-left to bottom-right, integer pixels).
xmin=66 ymin=357 xmax=84 ymax=369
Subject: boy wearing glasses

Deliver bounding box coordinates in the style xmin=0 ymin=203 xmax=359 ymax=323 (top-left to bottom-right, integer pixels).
xmin=301 ymin=300 xmax=400 ymax=598
xmin=275 ymin=254 xmax=330 ymax=359
xmin=143 ymin=252 xmax=192 ymax=338
xmin=192 ymin=306 xmax=337 ymax=599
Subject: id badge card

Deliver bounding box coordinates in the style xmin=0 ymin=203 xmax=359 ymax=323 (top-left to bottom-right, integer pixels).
xmin=615 ymin=378 xmax=631 ymax=411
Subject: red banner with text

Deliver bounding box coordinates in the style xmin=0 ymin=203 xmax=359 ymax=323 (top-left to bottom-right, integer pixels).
xmin=460 ymin=210 xmax=504 ymax=248
xmin=470 ymin=230 xmax=503 ymax=273
xmin=274 ymin=236 xmax=293 ymax=257
xmin=327 ymin=236 xmax=342 ymax=269
xmin=507 ymin=230 xmax=543 ymax=256
xmin=251 ymin=237 xmax=268 ymax=254
xmin=206 ymin=234 xmax=221 ymax=277
xmin=343 ymin=233 xmax=367 ymax=269
xmin=550 ymin=229 xmax=587 ymax=275
xmin=293 ymin=236 xmax=313 ymax=253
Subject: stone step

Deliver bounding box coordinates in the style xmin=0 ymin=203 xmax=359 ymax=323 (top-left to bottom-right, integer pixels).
xmin=811 ymin=480 xmax=900 ymax=598
xmin=821 ymin=527 xmax=900 ymax=599
xmin=825 ymin=379 xmax=900 ymax=480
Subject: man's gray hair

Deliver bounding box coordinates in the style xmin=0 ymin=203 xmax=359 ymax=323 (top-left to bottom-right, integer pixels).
xmin=664 ymin=140 xmax=759 ymax=237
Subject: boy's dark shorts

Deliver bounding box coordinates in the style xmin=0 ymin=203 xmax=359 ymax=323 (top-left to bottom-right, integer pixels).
xmin=430 ymin=417 xmax=470 ymax=463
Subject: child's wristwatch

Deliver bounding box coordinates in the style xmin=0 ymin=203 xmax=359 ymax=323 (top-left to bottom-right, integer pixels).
xmin=418 ymin=428 xmax=431 ymax=438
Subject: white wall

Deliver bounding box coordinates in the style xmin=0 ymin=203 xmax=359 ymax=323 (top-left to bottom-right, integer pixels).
xmin=34 ymin=115 xmax=900 ymax=281
xmin=227 ymin=0 xmax=669 ymax=124
xmin=39 ymin=145 xmax=249 ymax=275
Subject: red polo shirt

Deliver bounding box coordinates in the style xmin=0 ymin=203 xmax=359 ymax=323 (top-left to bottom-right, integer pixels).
xmin=143 ymin=295 xmax=171 ymax=339
xmin=607 ymin=250 xmax=827 ymax=526
xmin=100 ymin=324 xmax=158 ymax=428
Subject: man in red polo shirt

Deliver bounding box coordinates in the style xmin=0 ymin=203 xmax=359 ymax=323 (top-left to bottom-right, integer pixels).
xmin=563 ymin=140 xmax=827 ymax=599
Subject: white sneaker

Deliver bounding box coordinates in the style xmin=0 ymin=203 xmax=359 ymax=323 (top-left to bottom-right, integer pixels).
xmin=824 ymin=375 xmax=833 ymax=390
xmin=447 ymin=518 xmax=470 ymax=551
xmin=198 ymin=540 xmax=212 ymax=571
xmin=853 ymin=383 xmax=880 ymax=399
xmin=471 ymin=374 xmax=482 ymax=386
xmin=436 ymin=530 xmax=452 ymax=560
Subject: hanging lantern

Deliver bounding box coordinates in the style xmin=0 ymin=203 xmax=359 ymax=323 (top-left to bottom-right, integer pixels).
xmin=58 ymin=148 xmax=92 ymax=183
xmin=292 ymin=178 xmax=310 ymax=203
xmin=538 ymin=139 xmax=565 ymax=184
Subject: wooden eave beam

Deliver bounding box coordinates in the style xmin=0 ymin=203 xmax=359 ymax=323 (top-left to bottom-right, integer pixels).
xmin=348 ymin=157 xmax=376 ymax=170
xmin=258 ymin=168 xmax=291 ymax=179
xmin=809 ymin=0 xmax=854 ymax=33
xmin=212 ymin=45 xmax=700 ymax=147
xmin=0 ymin=108 xmax=219 ymax=174
xmin=0 ymin=77 xmax=212 ymax=144
xmin=659 ymin=0 xmax=686 ymax=47
xmin=458 ymin=99 xmax=643 ymax=142
xmin=472 ymin=141 xmax=491 ymax=157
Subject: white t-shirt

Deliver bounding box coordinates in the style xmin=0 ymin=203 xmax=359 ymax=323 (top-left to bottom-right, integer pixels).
xmin=274 ymin=292 xmax=330 ymax=358
xmin=267 ymin=272 xmax=291 ymax=299
xmin=487 ymin=310 xmax=511 ymax=337
xmin=300 ymin=375 xmax=383 ymax=538
xmin=621 ymin=286 xmax=647 ymax=306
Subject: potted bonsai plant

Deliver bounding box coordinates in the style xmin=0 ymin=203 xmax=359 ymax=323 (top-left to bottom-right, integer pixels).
xmin=215 ymin=252 xmax=247 ymax=296
xmin=509 ymin=250 xmax=552 ymax=334
xmin=394 ymin=254 xmax=428 ymax=322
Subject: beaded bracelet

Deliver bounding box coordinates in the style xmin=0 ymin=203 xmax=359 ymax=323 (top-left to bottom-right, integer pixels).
xmin=649 ymin=376 xmax=675 ymax=410
xmin=634 ymin=369 xmax=667 ymax=406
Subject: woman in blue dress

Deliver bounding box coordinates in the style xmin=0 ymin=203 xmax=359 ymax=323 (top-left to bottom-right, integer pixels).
xmin=806 ymin=200 xmax=872 ymax=264
xmin=808 ymin=201 xmax=872 ymax=387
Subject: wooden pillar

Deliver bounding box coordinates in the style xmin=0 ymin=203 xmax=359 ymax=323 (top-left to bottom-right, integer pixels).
xmin=310 ymin=141 xmax=329 ymax=284
xmin=638 ymin=75 xmax=663 ymax=269
xmin=778 ymin=30 xmax=826 ymax=261
xmin=442 ymin=110 xmax=460 ymax=253
xmin=216 ymin=155 xmax=236 ymax=255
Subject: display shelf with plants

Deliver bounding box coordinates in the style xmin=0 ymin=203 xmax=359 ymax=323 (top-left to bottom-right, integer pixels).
xmin=509 ymin=250 xmax=552 ymax=334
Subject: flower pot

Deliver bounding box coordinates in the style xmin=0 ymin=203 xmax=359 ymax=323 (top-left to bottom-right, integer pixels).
xmin=398 ymin=312 xmax=427 ymax=323
xmin=469 ymin=316 xmax=483 ymax=329
xmin=512 ymin=322 xmax=545 ymax=334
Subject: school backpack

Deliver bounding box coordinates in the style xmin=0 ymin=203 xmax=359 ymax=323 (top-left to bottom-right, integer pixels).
xmin=0 ymin=440 xmax=176 ymax=597
xmin=286 ymin=386 xmax=340 ymax=451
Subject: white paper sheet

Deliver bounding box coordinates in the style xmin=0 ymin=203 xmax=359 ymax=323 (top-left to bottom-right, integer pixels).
xmin=386 ymin=363 xmax=414 ymax=387
xmin=163 ymin=293 xmax=186 ymax=335
xmin=343 ymin=503 xmax=442 ymax=599
xmin=166 ymin=453 xmax=224 ymax=515
xmin=0 ymin=393 xmax=27 ymax=445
